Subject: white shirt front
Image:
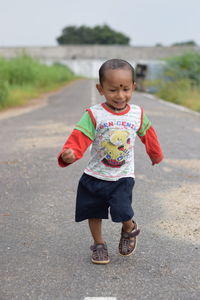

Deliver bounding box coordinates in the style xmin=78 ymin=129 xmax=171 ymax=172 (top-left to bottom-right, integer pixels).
xmin=84 ymin=103 xmax=142 ymax=181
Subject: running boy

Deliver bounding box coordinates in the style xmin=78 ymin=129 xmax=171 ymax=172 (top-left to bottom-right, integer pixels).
xmin=57 ymin=59 xmax=163 ymax=264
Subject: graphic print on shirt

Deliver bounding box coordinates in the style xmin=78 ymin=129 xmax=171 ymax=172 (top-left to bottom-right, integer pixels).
xmin=84 ymin=104 xmax=142 ymax=180
xmin=100 ymin=130 xmax=131 ymax=168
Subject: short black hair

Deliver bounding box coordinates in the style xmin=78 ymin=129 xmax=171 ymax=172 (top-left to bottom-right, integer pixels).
xmin=99 ymin=58 xmax=135 ymax=85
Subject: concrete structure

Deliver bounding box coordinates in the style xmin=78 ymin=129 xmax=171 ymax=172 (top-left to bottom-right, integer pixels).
xmin=0 ymin=45 xmax=199 ymax=77
xmin=0 ymin=45 xmax=199 ymax=60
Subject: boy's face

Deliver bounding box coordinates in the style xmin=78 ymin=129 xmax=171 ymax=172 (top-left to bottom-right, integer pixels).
xmin=96 ymin=68 xmax=136 ymax=110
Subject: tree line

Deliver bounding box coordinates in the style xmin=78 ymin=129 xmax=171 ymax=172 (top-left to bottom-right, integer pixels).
xmin=57 ymin=25 xmax=130 ymax=45
xmin=57 ymin=24 xmax=197 ymax=46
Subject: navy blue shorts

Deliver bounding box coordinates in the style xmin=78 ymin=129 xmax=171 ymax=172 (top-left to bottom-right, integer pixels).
xmin=75 ymin=173 xmax=135 ymax=222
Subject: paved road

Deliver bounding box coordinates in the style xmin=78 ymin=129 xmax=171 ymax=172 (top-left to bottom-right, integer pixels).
xmin=0 ymin=79 xmax=200 ymax=300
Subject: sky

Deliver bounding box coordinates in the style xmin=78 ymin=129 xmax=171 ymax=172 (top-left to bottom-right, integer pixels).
xmin=0 ymin=0 xmax=200 ymax=47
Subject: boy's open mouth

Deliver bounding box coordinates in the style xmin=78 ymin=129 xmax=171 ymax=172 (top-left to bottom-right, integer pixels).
xmin=113 ymin=101 xmax=126 ymax=105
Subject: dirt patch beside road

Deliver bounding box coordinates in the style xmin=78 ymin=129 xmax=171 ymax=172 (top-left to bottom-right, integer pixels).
xmin=154 ymin=159 xmax=200 ymax=244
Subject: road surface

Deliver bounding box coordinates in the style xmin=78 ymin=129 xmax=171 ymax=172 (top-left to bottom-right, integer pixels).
xmin=0 ymin=79 xmax=200 ymax=300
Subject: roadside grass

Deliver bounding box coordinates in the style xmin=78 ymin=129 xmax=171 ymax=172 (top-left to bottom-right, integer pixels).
xmin=155 ymin=79 xmax=200 ymax=112
xmin=158 ymin=88 xmax=200 ymax=113
xmin=144 ymin=52 xmax=200 ymax=113
xmin=182 ymin=89 xmax=200 ymax=112
xmin=145 ymin=79 xmax=200 ymax=112
xmin=0 ymin=56 xmax=77 ymax=110
xmin=1 ymin=82 xmax=76 ymax=109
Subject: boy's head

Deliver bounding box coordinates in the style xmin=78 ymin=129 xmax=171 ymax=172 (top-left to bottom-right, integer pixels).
xmin=99 ymin=58 xmax=135 ymax=85
xmin=96 ymin=59 xmax=136 ymax=111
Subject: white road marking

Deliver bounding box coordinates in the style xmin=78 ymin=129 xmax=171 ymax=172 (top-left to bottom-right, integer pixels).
xmin=144 ymin=93 xmax=154 ymax=99
xmin=84 ymin=298 xmax=117 ymax=300
xmin=91 ymin=79 xmax=97 ymax=106
xmin=143 ymin=93 xmax=200 ymax=117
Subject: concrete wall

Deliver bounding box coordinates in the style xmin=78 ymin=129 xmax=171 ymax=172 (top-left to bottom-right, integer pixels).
xmin=0 ymin=45 xmax=200 ymax=61
xmin=56 ymin=59 xmax=137 ymax=78
xmin=1 ymin=45 xmax=199 ymax=78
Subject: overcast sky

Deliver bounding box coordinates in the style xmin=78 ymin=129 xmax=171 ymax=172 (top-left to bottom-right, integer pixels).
xmin=0 ymin=0 xmax=200 ymax=47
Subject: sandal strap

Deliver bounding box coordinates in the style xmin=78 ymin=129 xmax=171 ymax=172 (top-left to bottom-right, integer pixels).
xmin=90 ymin=243 xmax=108 ymax=251
xmin=121 ymin=228 xmax=140 ymax=238
xmin=90 ymin=243 xmax=109 ymax=262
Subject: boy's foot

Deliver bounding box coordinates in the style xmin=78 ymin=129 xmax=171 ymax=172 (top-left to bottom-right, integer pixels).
xmin=90 ymin=243 xmax=110 ymax=264
xmin=119 ymin=220 xmax=140 ymax=256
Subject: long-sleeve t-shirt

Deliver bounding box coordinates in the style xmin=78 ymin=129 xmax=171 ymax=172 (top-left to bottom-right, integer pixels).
xmin=58 ymin=103 xmax=163 ymax=181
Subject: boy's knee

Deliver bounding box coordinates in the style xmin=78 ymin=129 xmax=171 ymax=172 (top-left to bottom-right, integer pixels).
xmin=110 ymin=205 xmax=134 ymax=222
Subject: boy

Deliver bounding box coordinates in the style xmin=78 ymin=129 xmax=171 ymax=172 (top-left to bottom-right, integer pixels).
xmin=57 ymin=59 xmax=163 ymax=264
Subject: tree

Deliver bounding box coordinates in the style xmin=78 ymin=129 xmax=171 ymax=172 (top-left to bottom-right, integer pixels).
xmin=56 ymin=24 xmax=130 ymax=45
xmin=172 ymin=40 xmax=197 ymax=46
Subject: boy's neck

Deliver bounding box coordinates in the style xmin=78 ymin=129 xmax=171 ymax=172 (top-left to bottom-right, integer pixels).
xmin=104 ymin=102 xmax=128 ymax=112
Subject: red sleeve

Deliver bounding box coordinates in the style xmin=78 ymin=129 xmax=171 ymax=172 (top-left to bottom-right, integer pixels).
xmin=138 ymin=126 xmax=164 ymax=165
xmin=57 ymin=129 xmax=93 ymax=167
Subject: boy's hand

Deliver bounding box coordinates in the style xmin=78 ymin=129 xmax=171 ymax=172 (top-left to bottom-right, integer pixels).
xmin=61 ymin=149 xmax=75 ymax=164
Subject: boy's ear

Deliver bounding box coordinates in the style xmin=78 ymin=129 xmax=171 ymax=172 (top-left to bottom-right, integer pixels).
xmin=132 ymin=82 xmax=136 ymax=90
xmin=96 ymin=84 xmax=104 ymax=95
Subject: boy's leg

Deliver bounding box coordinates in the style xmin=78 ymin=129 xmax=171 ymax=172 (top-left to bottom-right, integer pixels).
xmin=119 ymin=219 xmax=140 ymax=256
xmin=107 ymin=177 xmax=140 ymax=256
xmin=122 ymin=219 xmax=135 ymax=232
xmin=88 ymin=218 xmax=104 ymax=244
xmin=88 ymin=218 xmax=110 ymax=264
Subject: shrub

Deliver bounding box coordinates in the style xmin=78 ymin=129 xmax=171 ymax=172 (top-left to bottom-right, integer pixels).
xmin=150 ymin=52 xmax=200 ymax=112
xmin=165 ymin=52 xmax=200 ymax=86
xmin=7 ymin=55 xmax=38 ymax=85
xmin=0 ymin=55 xmax=76 ymax=110
xmin=0 ymin=80 xmax=9 ymax=108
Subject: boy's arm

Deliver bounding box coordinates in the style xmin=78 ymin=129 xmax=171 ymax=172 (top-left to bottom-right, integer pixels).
xmin=57 ymin=110 xmax=95 ymax=167
xmin=137 ymin=113 xmax=164 ymax=165
xmin=57 ymin=129 xmax=93 ymax=167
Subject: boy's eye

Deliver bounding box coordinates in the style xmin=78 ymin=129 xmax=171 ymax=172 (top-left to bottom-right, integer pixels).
xmin=109 ymin=88 xmax=129 ymax=92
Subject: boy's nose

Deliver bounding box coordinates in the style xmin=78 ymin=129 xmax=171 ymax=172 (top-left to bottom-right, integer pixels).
xmin=117 ymin=90 xmax=124 ymax=99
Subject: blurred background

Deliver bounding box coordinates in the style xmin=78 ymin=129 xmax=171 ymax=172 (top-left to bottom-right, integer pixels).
xmin=0 ymin=0 xmax=200 ymax=111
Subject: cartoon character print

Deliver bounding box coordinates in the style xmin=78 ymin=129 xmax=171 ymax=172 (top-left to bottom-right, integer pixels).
xmin=100 ymin=130 xmax=131 ymax=168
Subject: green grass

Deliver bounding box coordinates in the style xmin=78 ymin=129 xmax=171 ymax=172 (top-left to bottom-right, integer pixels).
xmin=145 ymin=79 xmax=200 ymax=112
xmin=0 ymin=56 xmax=77 ymax=110
xmin=144 ymin=52 xmax=200 ymax=113
xmin=152 ymin=79 xmax=200 ymax=112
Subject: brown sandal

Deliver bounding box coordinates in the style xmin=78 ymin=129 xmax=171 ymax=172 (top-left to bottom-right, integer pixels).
xmin=90 ymin=243 xmax=110 ymax=264
xmin=119 ymin=221 xmax=140 ymax=256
